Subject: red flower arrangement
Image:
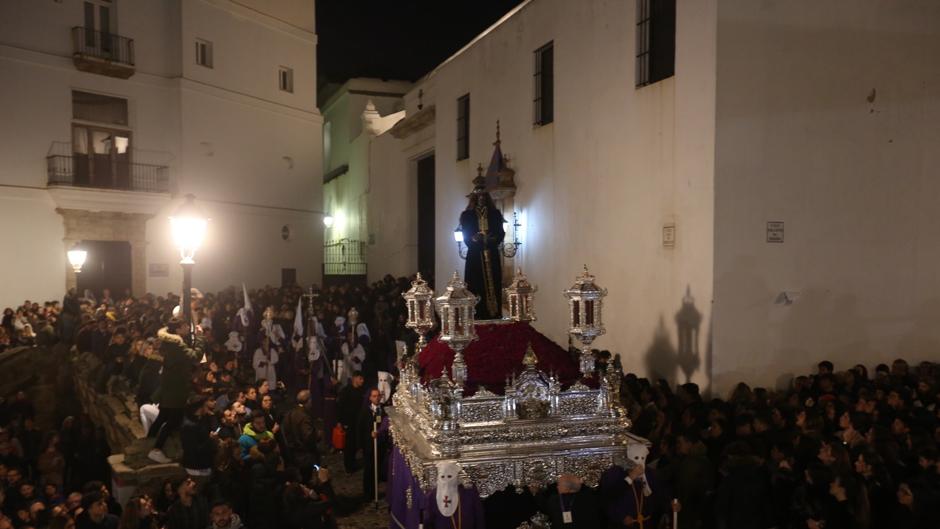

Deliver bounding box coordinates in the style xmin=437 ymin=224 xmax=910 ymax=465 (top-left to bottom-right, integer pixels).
xmin=417 ymin=321 xmax=587 ymax=395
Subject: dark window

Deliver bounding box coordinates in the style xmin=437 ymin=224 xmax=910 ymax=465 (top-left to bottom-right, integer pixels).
xmin=635 ymin=0 xmax=675 ymax=87
xmin=195 ymin=39 xmax=213 ymax=68
xmin=534 ymin=41 xmax=554 ymax=125
xmin=278 ymin=67 xmax=294 ymax=93
xmin=456 ymin=94 xmax=470 ymax=161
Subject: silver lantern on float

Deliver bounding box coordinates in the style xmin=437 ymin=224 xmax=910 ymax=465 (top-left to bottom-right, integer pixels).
xmin=563 ymin=265 xmax=607 ymax=378
xmin=435 ymin=271 xmax=478 ymax=386
xmin=402 ymin=273 xmax=435 ymax=352
xmin=505 ymin=268 xmax=537 ymax=322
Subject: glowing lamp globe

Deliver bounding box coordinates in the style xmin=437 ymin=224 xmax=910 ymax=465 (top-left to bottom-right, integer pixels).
xmin=170 ymin=194 xmax=208 ymax=264
xmin=67 ymin=248 xmax=87 ymax=273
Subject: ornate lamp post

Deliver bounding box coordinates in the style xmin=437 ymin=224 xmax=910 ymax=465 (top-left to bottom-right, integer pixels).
xmin=505 ymin=268 xmax=537 ymax=322
xmin=435 ymin=271 xmax=478 ymax=386
xmin=67 ymin=245 xmax=87 ymax=274
xmin=170 ymin=194 xmax=208 ymax=336
xmin=563 ymin=265 xmax=608 ymax=378
xmin=499 ymin=211 xmax=522 ymax=258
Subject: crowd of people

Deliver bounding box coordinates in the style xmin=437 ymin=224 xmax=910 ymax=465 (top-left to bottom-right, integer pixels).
xmin=0 ymin=277 xmax=416 ymax=529
xmin=525 ymin=355 xmax=940 ymax=529
xmin=0 ymin=276 xmax=938 ymax=529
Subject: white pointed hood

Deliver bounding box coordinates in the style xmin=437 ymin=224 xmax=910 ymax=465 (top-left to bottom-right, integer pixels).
xmin=436 ymin=460 xmax=461 ymax=517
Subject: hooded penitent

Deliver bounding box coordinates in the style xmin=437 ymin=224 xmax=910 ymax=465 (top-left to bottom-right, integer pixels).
xmin=225 ymin=331 xmax=243 ymax=353
xmin=378 ymin=371 xmax=394 ymax=403
xmin=436 ymin=460 xmax=461 ymax=517
xmin=626 ymin=442 xmax=652 ymax=496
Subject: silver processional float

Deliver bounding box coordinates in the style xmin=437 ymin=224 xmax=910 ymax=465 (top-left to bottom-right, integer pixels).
xmin=390 ymin=266 xmax=650 ymax=516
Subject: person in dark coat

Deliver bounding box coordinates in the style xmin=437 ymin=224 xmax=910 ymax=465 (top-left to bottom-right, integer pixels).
xmin=658 ymin=431 xmax=714 ymax=529
xmin=714 ymin=441 xmax=772 ymax=529
xmin=180 ymin=395 xmax=217 ymax=477
xmin=337 ymin=372 xmax=366 ymax=472
xmin=356 ymin=387 xmax=388 ymax=501
xmin=282 ymin=389 xmax=319 ymax=482
xmin=165 ymin=477 xmax=208 ymax=529
xmin=247 ymin=438 xmax=282 ymax=529
xmin=148 ymin=319 xmax=204 ymax=464
xmin=531 ymin=474 xmax=603 ymax=529
xmin=76 ymin=490 xmax=119 ymax=529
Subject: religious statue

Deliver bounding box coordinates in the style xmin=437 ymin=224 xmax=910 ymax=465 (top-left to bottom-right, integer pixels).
xmin=459 ymin=173 xmax=505 ymax=319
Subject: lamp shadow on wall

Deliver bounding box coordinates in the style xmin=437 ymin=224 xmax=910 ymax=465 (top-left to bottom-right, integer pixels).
xmin=642 ymin=285 xmax=711 ymax=392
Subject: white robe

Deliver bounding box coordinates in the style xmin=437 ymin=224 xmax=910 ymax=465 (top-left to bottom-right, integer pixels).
xmin=342 ymin=342 xmax=366 ymax=382
xmin=253 ymin=347 xmax=279 ymax=385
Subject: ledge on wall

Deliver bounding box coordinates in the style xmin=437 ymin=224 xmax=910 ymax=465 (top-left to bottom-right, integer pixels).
xmin=47 ymin=186 xmax=171 ymax=216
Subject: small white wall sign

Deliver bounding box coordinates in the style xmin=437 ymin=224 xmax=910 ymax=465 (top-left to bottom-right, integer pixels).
xmin=766 ymin=221 xmax=784 ymax=243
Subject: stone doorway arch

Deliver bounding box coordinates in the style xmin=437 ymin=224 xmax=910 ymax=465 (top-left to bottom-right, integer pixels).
xmin=58 ymin=208 xmax=150 ymax=297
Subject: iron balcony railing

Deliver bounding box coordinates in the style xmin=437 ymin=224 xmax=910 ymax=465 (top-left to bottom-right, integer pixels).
xmin=323 ymin=238 xmax=367 ymax=276
xmin=71 ymin=27 xmax=135 ymax=67
xmin=47 ymin=154 xmax=169 ymax=193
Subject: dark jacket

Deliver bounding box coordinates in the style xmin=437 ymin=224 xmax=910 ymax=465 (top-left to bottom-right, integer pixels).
xmin=166 ymin=496 xmax=209 ymax=529
xmin=660 ymin=442 xmax=714 ymax=529
xmin=533 ymin=486 xmax=603 ymax=529
xmin=282 ymin=404 xmax=318 ymax=465
xmin=155 ymin=328 xmax=201 ymax=408
xmin=181 ymin=414 xmax=215 ymax=471
xmin=714 ymin=455 xmax=772 ymax=529
xmin=337 ymin=384 xmax=365 ymax=428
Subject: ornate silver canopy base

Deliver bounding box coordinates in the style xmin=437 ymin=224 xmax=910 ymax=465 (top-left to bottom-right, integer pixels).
xmin=390 ymin=346 xmax=648 ymax=497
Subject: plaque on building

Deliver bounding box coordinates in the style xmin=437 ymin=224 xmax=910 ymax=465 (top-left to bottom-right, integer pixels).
xmin=148 ymin=263 xmax=169 ymax=277
xmin=766 ymin=221 xmax=785 ymax=243
xmin=662 ymin=224 xmax=676 ymax=248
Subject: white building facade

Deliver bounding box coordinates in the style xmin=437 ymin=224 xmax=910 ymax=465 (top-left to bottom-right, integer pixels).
xmin=364 ymin=0 xmax=940 ymax=393
xmin=319 ymin=78 xmax=408 ymax=284
xmin=0 ymin=0 xmax=323 ymax=307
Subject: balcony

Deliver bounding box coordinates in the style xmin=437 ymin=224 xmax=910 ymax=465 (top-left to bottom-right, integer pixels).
xmin=47 ymin=154 xmax=169 ymax=193
xmin=71 ymin=27 xmax=135 ymax=79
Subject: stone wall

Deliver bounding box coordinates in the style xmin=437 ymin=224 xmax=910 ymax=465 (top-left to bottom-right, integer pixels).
xmin=69 ymin=350 xmax=184 ymax=502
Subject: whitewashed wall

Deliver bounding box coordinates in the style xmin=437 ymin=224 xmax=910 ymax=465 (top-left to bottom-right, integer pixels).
xmin=0 ymin=0 xmax=323 ymax=308
xmin=371 ymin=0 xmax=719 ymax=390
xmin=712 ymin=0 xmax=940 ymax=392
xmin=320 ymin=80 xmax=409 ymax=257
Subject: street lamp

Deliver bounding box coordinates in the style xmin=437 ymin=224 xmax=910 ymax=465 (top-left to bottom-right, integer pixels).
xmin=170 ymin=194 xmax=207 ymax=332
xmin=67 ymin=245 xmax=87 ymax=274
xmin=323 ymin=215 xmax=334 ymax=228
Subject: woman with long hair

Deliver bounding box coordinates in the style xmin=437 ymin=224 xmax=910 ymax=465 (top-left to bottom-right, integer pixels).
xmin=118 ymin=494 xmax=157 ymax=529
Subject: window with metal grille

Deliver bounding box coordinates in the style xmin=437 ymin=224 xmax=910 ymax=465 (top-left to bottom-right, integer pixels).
xmin=195 ymin=39 xmax=213 ymax=68
xmin=534 ymin=41 xmax=554 ymax=126
xmin=278 ymin=66 xmax=293 ymax=93
xmin=456 ymin=94 xmax=470 ymax=161
xmin=635 ymin=0 xmax=675 ymax=87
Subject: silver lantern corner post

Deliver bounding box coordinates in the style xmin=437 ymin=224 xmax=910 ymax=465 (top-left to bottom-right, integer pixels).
xmin=170 ymin=194 xmax=208 ymax=340
xmin=435 ymin=271 xmax=478 ymax=386
xmin=564 ymin=265 xmax=608 ymax=378
xmin=505 ymin=268 xmax=537 ymax=322
xmin=401 ymin=272 xmax=435 ymax=365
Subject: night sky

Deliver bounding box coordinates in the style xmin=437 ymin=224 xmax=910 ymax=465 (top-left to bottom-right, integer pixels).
xmin=316 ymin=0 xmax=525 ymax=95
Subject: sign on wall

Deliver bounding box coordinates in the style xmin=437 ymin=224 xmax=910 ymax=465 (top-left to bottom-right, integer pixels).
xmin=766 ymin=221 xmax=785 ymax=243
xmin=662 ymin=224 xmax=676 ymax=248
xmin=148 ymin=263 xmax=169 ymax=277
